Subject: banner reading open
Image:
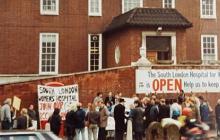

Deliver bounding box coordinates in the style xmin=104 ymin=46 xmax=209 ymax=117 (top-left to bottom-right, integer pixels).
xmin=136 ymin=69 xmax=220 ymax=93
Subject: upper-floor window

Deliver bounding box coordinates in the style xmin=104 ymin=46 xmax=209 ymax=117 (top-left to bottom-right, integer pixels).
xmin=40 ymin=0 xmax=59 ymax=15
xmin=201 ymin=35 xmax=218 ymax=64
xmin=200 ymin=0 xmax=216 ymax=19
xmin=122 ymin=0 xmax=143 ymax=13
xmin=88 ymin=0 xmax=102 ymax=16
xmin=88 ymin=34 xmax=102 ymax=71
xmin=163 ymin=0 xmax=175 ymax=8
xmin=39 ymin=33 xmax=59 ymax=75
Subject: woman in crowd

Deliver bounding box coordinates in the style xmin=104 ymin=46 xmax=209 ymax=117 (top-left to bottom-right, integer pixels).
xmin=48 ymin=108 xmax=61 ymax=136
xmin=130 ymin=100 xmax=144 ymax=140
xmin=86 ymin=104 xmax=100 ymax=140
xmin=17 ymin=108 xmax=32 ymax=129
xmin=215 ymin=99 xmax=220 ymax=137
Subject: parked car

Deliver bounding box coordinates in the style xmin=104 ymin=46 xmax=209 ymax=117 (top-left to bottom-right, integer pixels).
xmin=0 ymin=130 xmax=62 ymax=140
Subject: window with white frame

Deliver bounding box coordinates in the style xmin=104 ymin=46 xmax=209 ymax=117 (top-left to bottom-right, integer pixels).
xmin=163 ymin=0 xmax=175 ymax=8
xmin=88 ymin=0 xmax=102 ymax=16
xmin=201 ymin=35 xmax=218 ymax=64
xmin=40 ymin=0 xmax=59 ymax=15
xmin=88 ymin=34 xmax=102 ymax=71
xmin=122 ymin=0 xmax=143 ymax=13
xmin=200 ymin=0 xmax=216 ymax=19
xmin=39 ymin=33 xmax=59 ymax=75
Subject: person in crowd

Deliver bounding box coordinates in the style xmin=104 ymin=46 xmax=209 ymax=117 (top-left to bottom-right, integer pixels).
xmin=129 ymin=100 xmax=144 ymax=140
xmin=179 ymin=107 xmax=199 ymax=138
xmin=144 ymin=97 xmax=153 ymax=129
xmin=215 ymin=99 xmax=220 ymax=137
xmin=199 ymin=96 xmax=210 ymax=124
xmin=178 ymin=89 xmax=185 ymax=104
xmin=110 ymin=95 xmax=120 ymax=116
xmin=48 ymin=108 xmax=61 ymax=136
xmin=98 ymin=101 xmax=109 ymax=140
xmin=106 ymin=101 xmax=112 ymax=113
xmin=105 ymin=91 xmax=115 ymax=106
xmin=93 ymin=92 xmax=103 ymax=105
xmin=132 ymin=94 xmax=139 ymax=101
xmin=1 ymin=98 xmax=12 ymax=130
xmin=75 ymin=102 xmax=86 ymax=140
xmin=149 ymin=99 xmax=160 ymax=122
xmin=0 ymin=105 xmax=2 ymax=129
xmin=10 ymin=106 xmax=16 ymax=129
xmin=158 ymin=98 xmax=170 ymax=122
xmin=86 ymin=104 xmax=100 ymax=140
xmin=114 ymin=98 xmax=126 ymax=140
xmin=170 ymin=99 xmax=182 ymax=120
xmin=28 ymin=104 xmax=38 ymax=130
xmin=65 ymin=104 xmax=77 ymax=140
xmin=141 ymin=97 xmax=150 ymax=109
xmin=188 ymin=97 xmax=199 ymax=121
xmin=17 ymin=108 xmax=32 ymax=129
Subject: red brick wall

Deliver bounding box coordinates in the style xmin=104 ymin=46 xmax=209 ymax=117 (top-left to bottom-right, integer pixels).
xmin=0 ymin=66 xmax=220 ymax=112
xmin=0 ymin=67 xmax=135 ymax=108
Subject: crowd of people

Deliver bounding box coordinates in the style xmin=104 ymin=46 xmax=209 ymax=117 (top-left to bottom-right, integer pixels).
xmin=1 ymin=91 xmax=220 ymax=140
xmin=0 ymin=98 xmax=37 ymax=130
xmin=46 ymin=91 xmax=220 ymax=140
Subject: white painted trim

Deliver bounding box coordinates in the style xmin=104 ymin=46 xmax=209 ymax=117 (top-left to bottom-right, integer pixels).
xmin=201 ymin=34 xmax=218 ymax=63
xmin=39 ymin=33 xmax=59 ymax=75
xmin=88 ymin=35 xmax=91 ymax=71
xmin=200 ymin=0 xmax=216 ymax=19
xmin=99 ymin=34 xmax=103 ymax=70
xmin=40 ymin=0 xmax=59 ymax=15
xmin=162 ymin=0 xmax=175 ymax=8
xmin=141 ymin=31 xmax=177 ymax=64
xmin=122 ymin=0 xmax=143 ymax=13
xmin=88 ymin=34 xmax=102 ymax=71
xmin=88 ymin=0 xmax=102 ymax=16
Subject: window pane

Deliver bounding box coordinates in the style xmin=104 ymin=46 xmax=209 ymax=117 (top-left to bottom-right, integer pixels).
xmin=40 ymin=33 xmax=57 ymax=73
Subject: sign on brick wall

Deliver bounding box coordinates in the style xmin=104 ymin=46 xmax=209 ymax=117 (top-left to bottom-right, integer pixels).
xmin=37 ymin=84 xmax=79 ymax=121
xmin=136 ymin=69 xmax=220 ymax=93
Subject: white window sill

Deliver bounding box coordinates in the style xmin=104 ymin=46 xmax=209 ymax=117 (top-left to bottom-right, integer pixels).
xmin=88 ymin=13 xmax=102 ymax=17
xmin=40 ymin=12 xmax=59 ymax=16
xmin=200 ymin=16 xmax=217 ymax=19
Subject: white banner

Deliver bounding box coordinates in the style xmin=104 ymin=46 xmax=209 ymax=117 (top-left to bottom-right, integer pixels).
xmin=38 ymin=84 xmax=79 ymax=121
xmin=136 ymin=69 xmax=220 ymax=93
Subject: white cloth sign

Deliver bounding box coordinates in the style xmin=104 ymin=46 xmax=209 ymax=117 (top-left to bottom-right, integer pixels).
xmin=37 ymin=84 xmax=79 ymax=121
xmin=136 ymin=69 xmax=220 ymax=93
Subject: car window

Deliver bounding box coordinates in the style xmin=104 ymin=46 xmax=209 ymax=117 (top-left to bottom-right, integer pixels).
xmin=0 ymin=135 xmax=40 ymax=140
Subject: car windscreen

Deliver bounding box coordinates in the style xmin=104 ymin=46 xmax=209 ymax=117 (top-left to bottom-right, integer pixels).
xmin=0 ymin=134 xmax=40 ymax=140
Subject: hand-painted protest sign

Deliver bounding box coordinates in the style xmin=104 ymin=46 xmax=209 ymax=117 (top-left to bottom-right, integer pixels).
xmin=13 ymin=96 xmax=21 ymax=111
xmin=38 ymin=84 xmax=79 ymax=121
xmin=136 ymin=69 xmax=220 ymax=93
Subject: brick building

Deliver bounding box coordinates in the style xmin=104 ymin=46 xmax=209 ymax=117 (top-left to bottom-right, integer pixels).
xmin=0 ymin=0 xmax=219 ymax=75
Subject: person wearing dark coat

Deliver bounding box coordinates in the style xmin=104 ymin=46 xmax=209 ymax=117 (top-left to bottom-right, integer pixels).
xmin=65 ymin=105 xmax=78 ymax=140
xmin=75 ymin=103 xmax=86 ymax=140
xmin=114 ymin=98 xmax=126 ymax=140
xmin=49 ymin=108 xmax=61 ymax=136
xmin=130 ymin=100 xmax=144 ymax=140
xmin=17 ymin=108 xmax=32 ymax=129
xmin=144 ymin=100 xmax=152 ymax=129
xmin=215 ymin=99 xmax=220 ymax=136
xmin=149 ymin=100 xmax=159 ymax=122
xmin=104 ymin=92 xmax=115 ymax=105
xmin=158 ymin=99 xmax=170 ymax=122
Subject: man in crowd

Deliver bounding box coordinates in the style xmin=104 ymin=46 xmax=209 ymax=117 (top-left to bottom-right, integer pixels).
xmin=114 ymin=98 xmax=126 ymax=140
xmin=1 ymin=98 xmax=12 ymax=130
xmin=28 ymin=104 xmax=38 ymax=130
